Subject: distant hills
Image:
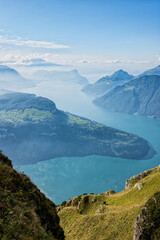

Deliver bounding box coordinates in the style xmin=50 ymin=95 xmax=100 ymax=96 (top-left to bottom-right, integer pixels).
xmin=0 ymin=65 xmax=89 ymax=93
xmin=1 ymin=64 xmax=160 ymax=120
xmin=139 ymin=64 xmax=160 ymax=77
xmin=0 ymin=65 xmax=19 ymax=74
xmin=93 ymin=75 xmax=160 ymax=119
xmin=0 ymin=92 xmax=152 ymax=165
xmin=30 ymin=69 xmax=89 ymax=86
xmin=82 ymin=69 xmax=134 ymax=97
xmin=0 ymin=65 xmax=34 ymax=90
xmin=82 ymin=65 xmax=160 ymax=99
xmin=82 ymin=65 xmax=160 ymax=119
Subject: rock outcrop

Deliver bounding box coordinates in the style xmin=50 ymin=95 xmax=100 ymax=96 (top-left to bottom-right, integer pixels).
xmin=99 ymin=189 xmax=116 ymax=196
xmin=134 ymin=182 xmax=143 ymax=190
xmin=125 ymin=169 xmax=152 ymax=189
xmin=133 ymin=191 xmax=160 ymax=240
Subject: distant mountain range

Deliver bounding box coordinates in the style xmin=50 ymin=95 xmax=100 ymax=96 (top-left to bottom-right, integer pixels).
xmin=93 ymin=75 xmax=160 ymax=119
xmin=0 ymin=65 xmax=34 ymax=90
xmin=0 ymin=92 xmax=152 ymax=165
xmin=0 ymin=65 xmax=89 ymax=92
xmin=139 ymin=65 xmax=160 ymax=77
xmin=82 ymin=69 xmax=134 ymax=97
xmin=82 ymin=65 xmax=160 ymax=99
xmin=30 ymin=69 xmax=89 ymax=86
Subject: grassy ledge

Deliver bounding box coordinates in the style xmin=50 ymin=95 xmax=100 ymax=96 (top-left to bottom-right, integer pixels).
xmin=58 ymin=166 xmax=160 ymax=240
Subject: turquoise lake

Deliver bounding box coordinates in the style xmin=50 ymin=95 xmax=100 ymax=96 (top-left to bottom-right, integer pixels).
xmin=17 ymin=83 xmax=160 ymax=204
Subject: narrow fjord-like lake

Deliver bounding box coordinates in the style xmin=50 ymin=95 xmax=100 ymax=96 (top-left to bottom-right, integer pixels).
xmin=17 ymin=83 xmax=160 ymax=204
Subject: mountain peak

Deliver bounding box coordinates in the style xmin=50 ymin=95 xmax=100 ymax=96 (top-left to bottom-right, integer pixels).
xmin=110 ymin=69 xmax=134 ymax=81
xmin=93 ymin=74 xmax=160 ymax=119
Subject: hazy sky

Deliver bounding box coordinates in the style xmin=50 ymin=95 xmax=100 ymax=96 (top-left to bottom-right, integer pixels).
xmin=0 ymin=0 xmax=159 ymax=77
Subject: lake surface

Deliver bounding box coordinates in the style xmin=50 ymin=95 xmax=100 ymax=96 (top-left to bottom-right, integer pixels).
xmin=17 ymin=82 xmax=160 ymax=204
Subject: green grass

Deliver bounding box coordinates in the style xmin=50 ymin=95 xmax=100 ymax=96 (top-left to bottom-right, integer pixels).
xmin=68 ymin=114 xmax=89 ymax=125
xmin=58 ymin=166 xmax=160 ymax=240
xmin=116 ymin=132 xmax=128 ymax=137
xmin=0 ymin=109 xmax=53 ymax=125
xmin=67 ymin=113 xmax=104 ymax=130
xmin=124 ymin=86 xmax=134 ymax=91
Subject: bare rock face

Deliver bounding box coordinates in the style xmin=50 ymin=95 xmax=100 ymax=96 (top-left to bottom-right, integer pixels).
xmin=125 ymin=180 xmax=132 ymax=190
xmin=125 ymin=169 xmax=152 ymax=189
xmin=130 ymin=170 xmax=152 ymax=181
xmin=133 ymin=191 xmax=160 ymax=240
xmin=99 ymin=189 xmax=116 ymax=196
xmin=95 ymin=205 xmax=104 ymax=214
xmin=134 ymin=183 xmax=143 ymax=190
xmin=66 ymin=196 xmax=81 ymax=208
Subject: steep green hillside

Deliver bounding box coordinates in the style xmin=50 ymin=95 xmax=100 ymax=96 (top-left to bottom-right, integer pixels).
xmin=0 ymin=152 xmax=64 ymax=240
xmin=58 ymin=166 xmax=160 ymax=240
xmin=93 ymin=75 xmax=160 ymax=119
xmin=0 ymin=92 xmax=152 ymax=165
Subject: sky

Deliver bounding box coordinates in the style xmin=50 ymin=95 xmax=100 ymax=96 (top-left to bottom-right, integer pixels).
xmin=0 ymin=0 xmax=160 ymax=79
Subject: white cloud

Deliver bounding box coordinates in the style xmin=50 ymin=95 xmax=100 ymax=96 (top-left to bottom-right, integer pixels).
xmin=79 ymin=60 xmax=88 ymax=64
xmin=104 ymin=58 xmax=122 ymax=64
xmin=0 ymin=52 xmax=70 ymax=68
xmin=127 ymin=60 xmax=150 ymax=64
xmin=0 ymin=35 xmax=69 ymax=49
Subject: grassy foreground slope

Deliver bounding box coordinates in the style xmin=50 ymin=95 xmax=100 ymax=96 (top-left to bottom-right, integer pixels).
xmin=0 ymin=152 xmax=64 ymax=240
xmin=58 ymin=167 xmax=160 ymax=240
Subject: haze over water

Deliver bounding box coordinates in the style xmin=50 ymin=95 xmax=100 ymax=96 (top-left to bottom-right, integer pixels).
xmin=17 ymin=82 xmax=160 ymax=204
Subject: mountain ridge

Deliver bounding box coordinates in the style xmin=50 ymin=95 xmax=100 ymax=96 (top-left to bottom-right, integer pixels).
xmin=93 ymin=75 xmax=160 ymax=119
xmin=139 ymin=65 xmax=160 ymax=77
xmin=0 ymin=64 xmax=34 ymax=90
xmin=82 ymin=69 xmax=134 ymax=97
xmin=30 ymin=69 xmax=89 ymax=86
